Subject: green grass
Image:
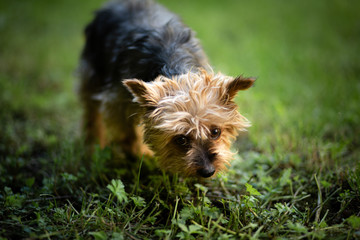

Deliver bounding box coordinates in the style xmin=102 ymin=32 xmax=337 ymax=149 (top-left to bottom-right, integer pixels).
xmin=1 ymin=0 xmax=360 ymax=239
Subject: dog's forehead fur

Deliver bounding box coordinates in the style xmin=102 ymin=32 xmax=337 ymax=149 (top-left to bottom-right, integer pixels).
xmin=147 ymin=71 xmax=251 ymax=139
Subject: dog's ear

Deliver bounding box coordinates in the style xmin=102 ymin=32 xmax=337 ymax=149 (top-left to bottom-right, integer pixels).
xmin=226 ymin=76 xmax=256 ymax=100
xmin=123 ymin=79 xmax=162 ymax=107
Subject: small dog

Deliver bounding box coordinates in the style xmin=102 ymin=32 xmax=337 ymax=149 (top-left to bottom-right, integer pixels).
xmin=78 ymin=0 xmax=255 ymax=178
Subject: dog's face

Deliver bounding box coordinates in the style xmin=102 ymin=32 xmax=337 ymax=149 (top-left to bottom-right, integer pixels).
xmin=124 ymin=70 xmax=255 ymax=178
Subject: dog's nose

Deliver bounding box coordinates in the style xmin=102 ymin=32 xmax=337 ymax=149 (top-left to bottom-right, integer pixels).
xmin=197 ymin=165 xmax=215 ymax=178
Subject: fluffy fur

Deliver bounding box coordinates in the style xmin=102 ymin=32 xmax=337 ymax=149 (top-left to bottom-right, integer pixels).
xmin=78 ymin=0 xmax=255 ymax=178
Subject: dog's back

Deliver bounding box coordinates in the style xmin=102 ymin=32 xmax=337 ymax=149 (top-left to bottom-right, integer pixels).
xmin=80 ymin=0 xmax=208 ymax=89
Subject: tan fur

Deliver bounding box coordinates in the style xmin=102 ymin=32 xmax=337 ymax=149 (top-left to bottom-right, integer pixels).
xmin=123 ymin=69 xmax=255 ymax=177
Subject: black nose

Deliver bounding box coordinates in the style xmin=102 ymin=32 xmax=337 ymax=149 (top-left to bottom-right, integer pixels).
xmin=197 ymin=165 xmax=215 ymax=178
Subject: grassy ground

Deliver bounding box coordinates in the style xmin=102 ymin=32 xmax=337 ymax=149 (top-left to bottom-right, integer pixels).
xmin=1 ymin=0 xmax=360 ymax=239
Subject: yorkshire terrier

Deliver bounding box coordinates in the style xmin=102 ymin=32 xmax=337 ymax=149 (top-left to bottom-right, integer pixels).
xmin=78 ymin=0 xmax=255 ymax=178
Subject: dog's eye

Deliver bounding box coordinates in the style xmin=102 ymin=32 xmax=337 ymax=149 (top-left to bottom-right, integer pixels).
xmin=210 ymin=127 xmax=221 ymax=140
xmin=174 ymin=135 xmax=190 ymax=147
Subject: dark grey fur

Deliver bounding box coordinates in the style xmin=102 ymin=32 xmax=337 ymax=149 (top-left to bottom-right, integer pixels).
xmin=79 ymin=0 xmax=208 ymax=92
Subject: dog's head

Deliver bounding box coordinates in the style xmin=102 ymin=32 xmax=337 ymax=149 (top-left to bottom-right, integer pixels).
xmin=123 ymin=70 xmax=255 ymax=178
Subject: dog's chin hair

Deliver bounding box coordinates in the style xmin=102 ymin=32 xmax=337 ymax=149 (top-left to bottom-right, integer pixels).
xmin=144 ymin=129 xmax=236 ymax=177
